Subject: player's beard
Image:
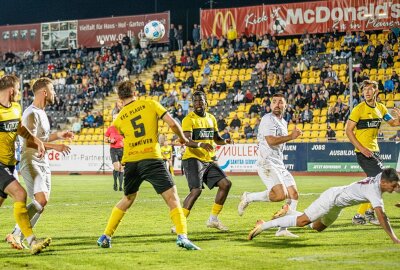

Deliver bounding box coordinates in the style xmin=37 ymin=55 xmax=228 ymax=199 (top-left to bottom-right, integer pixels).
xmin=194 ymin=106 xmax=205 ymax=117
xmin=272 ymin=108 xmax=283 ymax=118
xmin=46 ymin=96 xmax=55 ymax=106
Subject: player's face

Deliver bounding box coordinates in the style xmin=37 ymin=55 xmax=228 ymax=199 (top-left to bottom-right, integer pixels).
xmin=271 ymin=97 xmax=287 ymax=117
xmin=46 ymin=84 xmax=56 ymax=105
xmin=193 ymin=95 xmax=206 ymax=116
xmin=362 ymin=85 xmax=377 ymax=102
xmin=381 ymin=180 xmax=400 ymax=193
xmin=11 ymin=83 xmax=20 ymax=102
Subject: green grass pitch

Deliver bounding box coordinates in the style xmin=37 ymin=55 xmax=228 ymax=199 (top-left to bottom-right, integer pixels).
xmin=0 ymin=174 xmax=399 ymax=269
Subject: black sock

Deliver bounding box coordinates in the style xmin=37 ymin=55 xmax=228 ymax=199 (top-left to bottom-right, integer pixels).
xmin=118 ymin=172 xmax=124 ymax=189
xmin=113 ymin=170 xmax=118 ymax=188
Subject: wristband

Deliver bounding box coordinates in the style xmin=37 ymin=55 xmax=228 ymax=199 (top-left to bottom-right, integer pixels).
xmin=197 ymin=142 xmax=201 ymax=148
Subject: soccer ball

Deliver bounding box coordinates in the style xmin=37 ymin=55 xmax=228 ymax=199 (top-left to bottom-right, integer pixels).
xmin=272 ymin=17 xmax=287 ymax=34
xmin=144 ymin=20 xmax=165 ymax=41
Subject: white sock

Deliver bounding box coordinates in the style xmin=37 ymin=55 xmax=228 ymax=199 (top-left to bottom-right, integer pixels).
xmin=262 ymin=215 xmax=298 ymax=231
xmin=30 ymin=212 xmax=42 ymax=228
xmin=209 ymin=215 xmax=218 ymax=222
xmin=290 ymin=199 xmax=298 ymax=211
xmin=26 ymin=235 xmax=35 ymax=246
xmin=246 ymin=190 xmax=270 ymax=202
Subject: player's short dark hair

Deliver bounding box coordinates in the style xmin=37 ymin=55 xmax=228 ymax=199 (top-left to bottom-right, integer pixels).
xmin=0 ymin=75 xmax=19 ymax=91
xmin=272 ymin=93 xmax=286 ymax=100
xmin=32 ymin=77 xmax=53 ymax=93
xmin=381 ymin=168 xmax=400 ymax=182
xmin=117 ymin=81 xmax=134 ymax=100
xmin=192 ymin=91 xmax=206 ymax=101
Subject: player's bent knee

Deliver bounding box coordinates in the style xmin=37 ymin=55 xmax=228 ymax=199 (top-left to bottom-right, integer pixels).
xmin=296 ymin=215 xmax=311 ymax=227
xmin=269 ymin=190 xmax=286 ymax=202
xmin=219 ymin=179 xmax=232 ymax=191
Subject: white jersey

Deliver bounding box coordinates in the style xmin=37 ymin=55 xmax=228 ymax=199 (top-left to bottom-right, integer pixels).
xmin=257 ymin=113 xmax=287 ymax=166
xmin=333 ymin=173 xmax=384 ymax=209
xmin=20 ymin=104 xmax=51 ymax=166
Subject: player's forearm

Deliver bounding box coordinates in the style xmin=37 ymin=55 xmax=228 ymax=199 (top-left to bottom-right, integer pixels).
xmin=214 ymin=134 xmax=227 ymax=145
xmin=18 ymin=124 xmax=42 ymax=147
xmin=48 ymin=132 xmax=61 ymax=142
xmin=375 ymin=208 xmax=399 ymax=242
xmin=266 ymin=135 xmax=293 ymax=146
xmin=346 ymin=129 xmax=364 ymax=151
xmin=169 ymin=124 xmax=186 ymax=142
xmin=43 ymin=142 xmax=60 ymax=150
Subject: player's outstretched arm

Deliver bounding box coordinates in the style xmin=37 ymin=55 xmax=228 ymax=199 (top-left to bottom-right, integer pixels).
xmin=374 ymin=206 xmax=400 ymax=244
xmin=162 ymin=112 xmax=189 ymax=145
xmin=266 ymin=127 xmax=302 ymax=146
xmin=48 ymin=130 xmax=74 ymax=142
xmin=17 ymin=123 xmax=45 ymax=158
xmin=43 ymin=143 xmax=71 ymax=156
xmin=387 ymin=107 xmax=400 ymax=127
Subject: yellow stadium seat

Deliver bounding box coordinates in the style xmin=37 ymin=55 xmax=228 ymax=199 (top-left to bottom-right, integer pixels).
xmin=310 ymin=131 xmax=319 ymax=138
xmin=386 ymin=93 xmax=394 ymax=101
xmin=319 ymin=130 xmax=327 ymax=138
xmin=386 ymin=100 xmax=395 ymax=108
xmin=302 ymin=131 xmax=311 ymax=138
xmin=80 ymin=128 xmax=88 ymax=135
xmin=288 ymin=123 xmax=295 ymax=131
xmin=303 ymin=123 xmax=312 ymax=131
xmin=313 ymin=109 xmax=321 ymax=117
xmin=78 ymin=135 xmax=85 ymax=142
xmin=394 ymin=93 xmax=400 ymax=101
xmin=87 ymin=128 xmax=95 ymax=135
xmin=232 ymin=133 xmax=240 ymax=140
xmin=311 ymin=123 xmax=319 ymax=131
xmin=336 ymin=122 xmax=345 ymax=131
xmin=238 ymin=139 xmax=246 ymax=144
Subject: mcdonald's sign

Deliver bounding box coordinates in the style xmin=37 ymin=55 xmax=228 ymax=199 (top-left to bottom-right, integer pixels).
xmin=212 ymin=11 xmax=236 ymax=36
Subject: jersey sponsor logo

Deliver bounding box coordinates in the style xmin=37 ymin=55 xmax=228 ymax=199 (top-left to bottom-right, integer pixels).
xmin=0 ymin=119 xmax=19 ymax=132
xmin=192 ymin=128 xmax=214 ymax=140
xmin=356 ymin=118 xmax=382 ymax=129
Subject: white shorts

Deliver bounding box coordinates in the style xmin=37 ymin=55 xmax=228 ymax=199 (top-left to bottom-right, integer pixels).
xmin=304 ymin=187 xmax=343 ymax=227
xmin=19 ymin=161 xmax=51 ymax=199
xmin=256 ymin=159 xmax=296 ymax=189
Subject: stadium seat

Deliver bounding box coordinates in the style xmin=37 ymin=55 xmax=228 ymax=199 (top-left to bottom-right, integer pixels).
xmin=386 ymin=100 xmax=395 ymax=108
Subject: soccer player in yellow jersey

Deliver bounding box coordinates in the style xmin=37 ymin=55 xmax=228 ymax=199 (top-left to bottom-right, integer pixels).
xmin=180 ymin=91 xmax=233 ymax=231
xmin=97 ymin=81 xmax=200 ymax=250
xmin=346 ymin=80 xmax=400 ymax=225
xmin=0 ymin=75 xmax=51 ymax=254
xmin=161 ymin=140 xmax=174 ymax=176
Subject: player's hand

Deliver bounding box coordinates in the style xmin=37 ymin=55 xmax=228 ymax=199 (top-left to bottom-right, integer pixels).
xmin=36 ymin=140 xmax=46 ymax=159
xmin=200 ymin=142 xmax=214 ymax=151
xmin=359 ymin=146 xmax=373 ymax=158
xmin=225 ymin=138 xmax=234 ymax=144
xmin=391 ymin=107 xmax=400 ymax=118
xmin=58 ymin=130 xmax=74 ymax=141
xmin=53 ymin=144 xmax=71 ymax=156
xmin=290 ymin=127 xmax=302 ymax=140
xmin=180 ymin=137 xmax=189 ymax=145
xmin=109 ymin=137 xmax=116 ymax=144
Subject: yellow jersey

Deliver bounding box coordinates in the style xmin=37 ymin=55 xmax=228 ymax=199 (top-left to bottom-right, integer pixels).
xmin=348 ymin=101 xmax=391 ymax=152
xmin=182 ymin=111 xmax=217 ymax=162
xmin=0 ymin=102 xmax=21 ymax=166
xmin=113 ymin=100 xmax=167 ymax=163
xmin=161 ymin=145 xmax=173 ymax=160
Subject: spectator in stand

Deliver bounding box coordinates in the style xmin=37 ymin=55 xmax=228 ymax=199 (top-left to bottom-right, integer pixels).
xmin=243 ymin=122 xmax=253 ymax=139
xmin=71 ymin=115 xmax=82 ymax=134
xmin=252 ymin=118 xmax=260 ymax=138
xmin=177 ymin=25 xmax=184 ymax=51
xmin=169 ymin=24 xmax=177 ymax=51
xmin=249 ymin=100 xmax=261 ymax=116
xmin=94 ymin=111 xmax=104 ymax=127
xmin=221 ymin=128 xmax=231 ymax=140
xmin=244 ymin=88 xmax=254 ymax=103
xmin=384 ymin=75 xmax=395 ymax=93
xmin=300 ymin=105 xmax=313 ymax=123
xmin=217 ymin=78 xmax=227 ymax=93
xmin=166 ymin=69 xmax=177 ymax=83
xmin=83 ymin=112 xmax=95 ymax=128
xmin=232 ymin=89 xmax=244 ymax=104
xmin=217 ymin=115 xmax=228 ymax=132
xmin=326 ymin=125 xmax=336 ymax=140
xmin=227 ymin=25 xmax=237 ymax=42
xmin=229 ymin=114 xmax=241 ymax=132
xmin=192 ymin=24 xmax=200 ymax=43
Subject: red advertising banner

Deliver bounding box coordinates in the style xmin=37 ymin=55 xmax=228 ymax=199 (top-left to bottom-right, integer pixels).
xmin=0 ymin=24 xmax=40 ymax=52
xmin=78 ymin=12 xmax=170 ymax=48
xmin=201 ymin=0 xmax=400 ymax=37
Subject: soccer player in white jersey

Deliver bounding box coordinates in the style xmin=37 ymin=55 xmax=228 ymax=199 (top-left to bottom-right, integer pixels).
xmin=238 ymin=93 xmax=302 ymax=237
xmin=248 ymin=168 xmax=400 ymax=243
xmin=6 ymin=77 xmax=73 ymax=249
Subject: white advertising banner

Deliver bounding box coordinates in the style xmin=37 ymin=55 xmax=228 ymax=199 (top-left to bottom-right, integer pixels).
xmin=48 ymin=145 xmax=113 ymax=172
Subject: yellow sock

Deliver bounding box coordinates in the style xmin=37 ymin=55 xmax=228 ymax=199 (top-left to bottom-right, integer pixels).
xmin=182 ymin=208 xmax=190 ymax=218
xmin=104 ymin=207 xmax=126 ymax=237
xmin=211 ymin=203 xmax=223 ymax=216
xmin=357 ymin=203 xmax=372 ymax=216
xmin=170 ymin=207 xmax=187 ymax=235
xmin=13 ymin=202 xmax=33 ymax=238
xmin=169 ymin=165 xmax=175 ymax=176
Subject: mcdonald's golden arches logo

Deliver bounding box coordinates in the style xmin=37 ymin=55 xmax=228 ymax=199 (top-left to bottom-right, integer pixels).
xmin=212 ymin=11 xmax=236 ymax=36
